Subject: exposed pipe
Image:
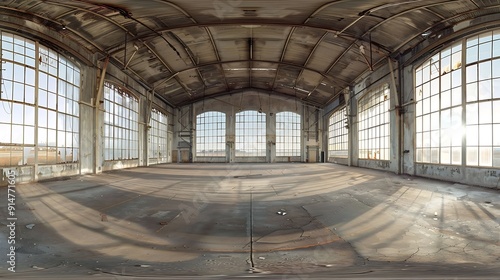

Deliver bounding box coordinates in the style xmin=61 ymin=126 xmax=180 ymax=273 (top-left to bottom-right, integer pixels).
xmin=335 ymin=0 xmax=424 ymax=38
xmin=387 ymin=58 xmax=400 ymax=108
xmin=124 ymin=44 xmax=139 ymax=70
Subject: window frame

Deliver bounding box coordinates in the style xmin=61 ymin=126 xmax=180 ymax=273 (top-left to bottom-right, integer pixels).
xmin=103 ymin=82 xmax=139 ymax=161
xmin=235 ymin=110 xmax=266 ymax=157
xmin=276 ymin=111 xmax=301 ymax=157
xmin=0 ymin=32 xmax=81 ymax=167
xmin=195 ymin=111 xmax=226 ymax=158
xmin=357 ymin=83 xmax=391 ymax=161
xmin=328 ymin=106 xmax=348 ymax=159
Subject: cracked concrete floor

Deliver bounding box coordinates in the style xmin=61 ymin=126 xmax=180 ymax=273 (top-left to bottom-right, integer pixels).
xmin=1 ymin=163 xmax=499 ymax=279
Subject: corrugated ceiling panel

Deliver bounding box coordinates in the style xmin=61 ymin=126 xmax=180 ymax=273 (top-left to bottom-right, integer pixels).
xmin=283 ymin=27 xmax=325 ymax=65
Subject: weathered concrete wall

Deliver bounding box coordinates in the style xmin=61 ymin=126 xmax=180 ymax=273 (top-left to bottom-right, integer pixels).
xmin=350 ymin=62 xmax=400 ymax=174
xmin=100 ymin=64 xmax=174 ymax=171
xmin=1 ymin=167 xmax=33 ymax=186
xmin=401 ymin=63 xmax=416 ymax=176
xmin=79 ymin=64 xmax=96 ymax=175
xmin=323 ymin=95 xmax=349 ymax=165
xmin=415 ymin=164 xmax=500 ymax=189
xmin=173 ymin=105 xmax=193 ymax=163
xmin=323 ymin=18 xmax=500 ymax=189
xmin=102 ymin=159 xmax=140 ymax=172
xmin=0 ymin=24 xmax=173 ymax=185
xmin=180 ymin=91 xmax=313 ymax=163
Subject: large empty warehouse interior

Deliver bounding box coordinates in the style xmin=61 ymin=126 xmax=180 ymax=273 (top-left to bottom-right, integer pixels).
xmin=0 ymin=0 xmax=500 ymax=279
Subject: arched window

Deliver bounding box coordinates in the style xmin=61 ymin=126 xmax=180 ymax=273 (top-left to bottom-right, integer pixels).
xmin=196 ymin=111 xmax=226 ymax=157
xmin=415 ymin=42 xmax=462 ymax=165
xmin=276 ymin=112 xmax=301 ymax=157
xmin=464 ymin=30 xmax=500 ymax=166
xmin=149 ymin=108 xmax=168 ymax=162
xmin=415 ymin=28 xmax=500 ymax=167
xmin=103 ymin=82 xmax=139 ymax=160
xmin=328 ymin=107 xmax=348 ymax=158
xmin=235 ymin=110 xmax=266 ymax=157
xmin=0 ymin=32 xmax=80 ymax=166
xmin=358 ymin=84 xmax=390 ymax=160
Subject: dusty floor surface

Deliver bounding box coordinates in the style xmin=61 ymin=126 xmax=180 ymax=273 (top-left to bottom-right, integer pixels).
xmin=1 ymin=163 xmax=499 ymax=279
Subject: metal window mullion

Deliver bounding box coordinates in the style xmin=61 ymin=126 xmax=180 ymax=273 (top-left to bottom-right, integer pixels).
xmin=33 ymin=40 xmax=39 ymax=178
xmin=462 ymin=39 xmax=467 ymax=167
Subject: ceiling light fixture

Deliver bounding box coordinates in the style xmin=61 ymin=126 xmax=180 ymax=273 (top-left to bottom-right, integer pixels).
xmin=421 ymin=30 xmax=432 ymax=38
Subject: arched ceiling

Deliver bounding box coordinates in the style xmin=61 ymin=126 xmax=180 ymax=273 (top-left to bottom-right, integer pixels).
xmin=1 ymin=0 xmax=499 ymax=107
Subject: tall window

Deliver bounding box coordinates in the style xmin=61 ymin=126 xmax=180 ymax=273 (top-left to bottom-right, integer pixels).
xmin=276 ymin=111 xmax=301 ymax=157
xmin=103 ymin=82 xmax=139 ymax=160
xmin=328 ymin=107 xmax=348 ymax=158
xmin=149 ymin=108 xmax=168 ymax=161
xmin=196 ymin=111 xmax=226 ymax=157
xmin=415 ymin=43 xmax=462 ymax=165
xmin=358 ymin=84 xmax=390 ymax=160
xmin=0 ymin=32 xmax=80 ymax=166
xmin=465 ymin=30 xmax=500 ymax=167
xmin=415 ymin=28 xmax=500 ymax=167
xmin=236 ymin=110 xmax=266 ymax=157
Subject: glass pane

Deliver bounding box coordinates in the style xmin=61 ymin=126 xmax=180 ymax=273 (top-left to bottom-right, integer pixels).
xmin=479 ymin=147 xmax=492 ymax=166
xmin=0 ymin=123 xmax=11 ymax=143
xmin=11 ymin=125 xmax=23 ymax=144
xmin=493 ymin=147 xmax=500 ymax=167
xmin=24 ymin=126 xmax=34 ymax=145
xmin=479 ymin=61 xmax=492 ymax=80
xmin=467 ymin=125 xmax=478 ymax=146
xmin=466 ymin=45 xmax=478 ymax=64
xmin=466 ymin=46 xmax=478 ymax=64
xmin=478 ymin=43 xmax=492 ymax=61
xmin=24 ymin=105 xmax=35 ymax=126
xmin=47 ymin=110 xmax=57 ymax=129
xmin=479 ymin=124 xmax=492 ymax=146
xmin=451 ymin=88 xmax=462 ymax=107
xmin=492 ymin=122 xmax=500 ymax=146
xmin=478 ymin=102 xmax=492 ymax=124
xmin=11 ymin=103 xmax=23 ymax=124
xmin=38 ymin=128 xmax=47 ymax=145
xmin=466 ymin=65 xmax=477 ymax=83
xmin=467 ymin=147 xmax=478 ymax=165
xmin=452 ymin=147 xmax=461 ymax=165
xmin=466 ymin=103 xmax=478 ymax=125
xmin=494 ymin=79 xmax=500 ymax=99
xmin=441 ymin=148 xmax=451 ymax=164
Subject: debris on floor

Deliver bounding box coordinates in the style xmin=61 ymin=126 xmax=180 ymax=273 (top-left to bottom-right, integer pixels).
xmin=100 ymin=213 xmax=108 ymax=222
xmin=277 ymin=209 xmax=287 ymax=215
xmin=26 ymin=224 xmax=35 ymax=229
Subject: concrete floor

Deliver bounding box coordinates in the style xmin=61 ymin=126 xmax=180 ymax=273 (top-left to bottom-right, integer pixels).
xmin=1 ymin=163 xmax=499 ymax=279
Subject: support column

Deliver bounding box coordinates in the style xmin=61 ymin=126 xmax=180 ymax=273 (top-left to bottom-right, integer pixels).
xmin=93 ymin=57 xmax=109 ymax=174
